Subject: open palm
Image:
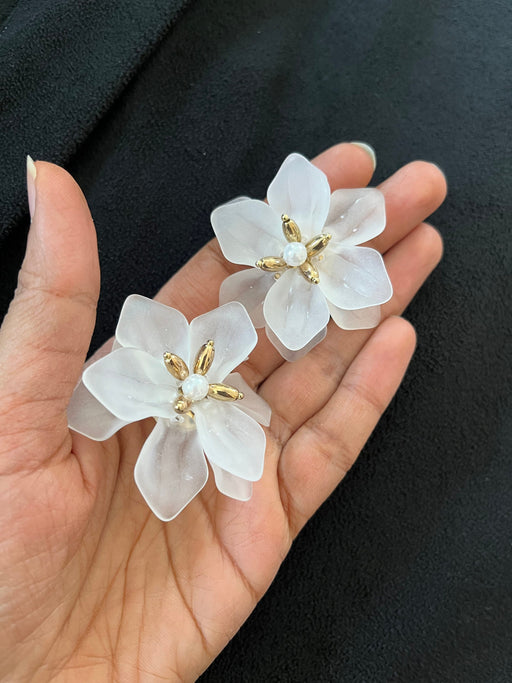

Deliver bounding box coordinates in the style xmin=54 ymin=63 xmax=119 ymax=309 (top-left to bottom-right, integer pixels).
xmin=0 ymin=143 xmax=446 ymax=682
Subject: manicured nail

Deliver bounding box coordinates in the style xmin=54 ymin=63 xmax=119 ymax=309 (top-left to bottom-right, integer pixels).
xmin=26 ymin=155 xmax=37 ymax=219
xmin=351 ymin=142 xmax=376 ymax=171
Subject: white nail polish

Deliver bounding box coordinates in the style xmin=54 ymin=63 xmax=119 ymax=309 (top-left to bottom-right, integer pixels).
xmin=26 ymin=155 xmax=37 ymax=219
xmin=351 ymin=142 xmax=377 ymax=171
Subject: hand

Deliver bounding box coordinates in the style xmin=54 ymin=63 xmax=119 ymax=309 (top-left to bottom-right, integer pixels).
xmin=0 ymin=144 xmax=446 ymax=682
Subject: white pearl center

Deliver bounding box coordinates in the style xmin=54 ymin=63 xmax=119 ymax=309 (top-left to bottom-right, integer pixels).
xmin=181 ymin=373 xmax=209 ymax=401
xmin=283 ymin=241 xmax=307 ymax=267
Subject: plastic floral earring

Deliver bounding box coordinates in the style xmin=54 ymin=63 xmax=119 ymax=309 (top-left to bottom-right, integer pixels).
xmin=68 ymin=296 xmax=270 ymax=521
xmin=211 ymin=153 xmax=393 ymax=360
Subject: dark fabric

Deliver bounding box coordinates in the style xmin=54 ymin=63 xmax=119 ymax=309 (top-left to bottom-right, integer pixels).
xmin=1 ymin=0 xmax=511 ymax=680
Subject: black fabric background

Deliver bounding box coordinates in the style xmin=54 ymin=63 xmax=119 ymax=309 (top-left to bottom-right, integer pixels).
xmin=1 ymin=0 xmax=511 ymax=680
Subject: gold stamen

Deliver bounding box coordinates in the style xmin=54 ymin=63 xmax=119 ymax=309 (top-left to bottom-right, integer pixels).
xmin=306 ymin=233 xmax=332 ymax=258
xmin=194 ymin=340 xmax=215 ymax=375
xmin=299 ymin=260 xmax=320 ymax=285
xmin=208 ymin=383 xmax=244 ymax=401
xmin=255 ymin=256 xmax=287 ymax=272
xmin=174 ymin=396 xmax=192 ymax=413
xmin=164 ymin=352 xmax=189 ymax=380
xmin=281 ymin=214 xmax=302 ymax=242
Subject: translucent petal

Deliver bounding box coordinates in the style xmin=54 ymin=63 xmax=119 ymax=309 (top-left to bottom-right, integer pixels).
xmin=265 ymin=325 xmax=327 ymax=362
xmin=134 ymin=418 xmax=208 ymax=521
xmin=267 ymin=153 xmax=331 ymax=238
xmin=263 ymin=268 xmax=330 ymax=351
xmin=328 ymin=302 xmax=381 ymax=330
xmin=67 ymin=380 xmax=127 ymax=441
xmin=325 ymin=188 xmax=386 ymax=247
xmin=195 ymin=402 xmax=265 ymax=481
xmin=210 ymin=463 xmax=253 ymax=501
xmin=211 ymin=199 xmax=284 ymax=267
xmin=115 ymin=294 xmax=189 ymax=362
xmin=189 ymin=302 xmax=257 ymax=383
xmin=226 ymin=195 xmax=251 ymax=204
xmin=219 ymin=269 xmax=274 ymax=329
xmin=83 ymin=348 xmax=176 ymax=422
xmin=319 ymin=246 xmax=393 ymax=310
xmin=225 ymin=372 xmax=271 ymax=426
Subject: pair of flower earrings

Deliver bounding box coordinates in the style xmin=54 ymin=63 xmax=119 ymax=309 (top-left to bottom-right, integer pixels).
xmin=68 ymin=153 xmax=392 ymax=521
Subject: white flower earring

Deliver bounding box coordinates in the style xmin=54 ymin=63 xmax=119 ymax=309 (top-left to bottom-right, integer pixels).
xmin=211 ymin=153 xmax=393 ymax=360
xmin=68 ymin=296 xmax=270 ymax=521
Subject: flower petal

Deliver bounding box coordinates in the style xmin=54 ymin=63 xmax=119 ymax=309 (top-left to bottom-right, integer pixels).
xmin=219 ymin=269 xmax=274 ymax=329
xmin=211 ymin=199 xmax=284 ymax=267
xmin=115 ymin=294 xmax=190 ymax=362
xmin=319 ymin=246 xmax=393 ymax=310
xmin=325 ymin=188 xmax=386 ymax=247
xmin=225 ymin=372 xmax=271 ymax=426
xmin=328 ymin=302 xmax=381 ymax=330
xmin=134 ymin=418 xmax=208 ymax=521
xmin=195 ymin=402 xmax=265 ymax=481
xmin=210 ymin=463 xmax=253 ymax=501
xmin=263 ymin=268 xmax=330 ymax=351
xmin=267 ymin=153 xmax=331 ymax=238
xmin=189 ymin=302 xmax=257 ymax=383
xmin=265 ymin=325 xmax=327 ymax=362
xmin=67 ymin=380 xmax=128 ymax=441
xmin=83 ymin=348 xmax=176 ymax=422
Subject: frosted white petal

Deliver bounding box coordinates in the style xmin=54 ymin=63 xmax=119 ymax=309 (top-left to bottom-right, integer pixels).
xmin=83 ymin=348 xmax=176 ymax=422
xmin=196 ymin=402 xmax=265 ymax=481
xmin=211 ymin=199 xmax=284 ymax=267
xmin=325 ymin=188 xmax=386 ymax=247
xmin=267 ymin=153 xmax=330 ymax=237
xmin=210 ymin=463 xmax=253 ymax=501
xmin=115 ymin=294 xmax=189 ymax=362
xmin=134 ymin=419 xmax=208 ymax=521
xmin=226 ymin=195 xmax=251 ymax=204
xmin=219 ymin=269 xmax=274 ymax=329
xmin=225 ymin=372 xmax=271 ymax=426
xmin=189 ymin=302 xmax=257 ymax=383
xmin=328 ymin=302 xmax=381 ymax=330
xmin=265 ymin=325 xmax=327 ymax=362
xmin=67 ymin=380 xmax=127 ymax=441
xmin=263 ymin=269 xmax=330 ymax=351
xmin=319 ymin=246 xmax=393 ymax=310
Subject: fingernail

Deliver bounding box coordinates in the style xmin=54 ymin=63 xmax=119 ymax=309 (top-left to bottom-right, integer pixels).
xmin=26 ymin=155 xmax=37 ymax=219
xmin=351 ymin=142 xmax=377 ymax=171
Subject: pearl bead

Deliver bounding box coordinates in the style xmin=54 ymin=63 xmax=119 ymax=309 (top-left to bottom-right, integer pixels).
xmin=181 ymin=373 xmax=209 ymax=401
xmin=283 ymin=241 xmax=307 ymax=267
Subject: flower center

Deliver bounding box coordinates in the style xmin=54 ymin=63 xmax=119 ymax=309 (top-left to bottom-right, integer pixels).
xmin=283 ymin=241 xmax=307 ymax=267
xmin=163 ymin=340 xmax=245 ymax=419
xmin=181 ymin=373 xmax=209 ymax=401
xmin=254 ymin=214 xmax=332 ymax=285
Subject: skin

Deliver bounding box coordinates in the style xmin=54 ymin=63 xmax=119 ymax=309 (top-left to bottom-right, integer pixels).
xmin=0 ymin=143 xmax=446 ymax=682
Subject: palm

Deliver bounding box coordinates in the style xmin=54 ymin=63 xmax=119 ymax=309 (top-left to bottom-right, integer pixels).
xmin=0 ymin=144 xmax=446 ymax=682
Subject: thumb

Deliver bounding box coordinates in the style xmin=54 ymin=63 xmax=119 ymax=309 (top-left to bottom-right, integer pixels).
xmin=0 ymin=158 xmax=100 ymax=464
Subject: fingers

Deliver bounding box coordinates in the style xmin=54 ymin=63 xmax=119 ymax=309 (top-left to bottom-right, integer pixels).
xmin=259 ymin=222 xmax=442 ymax=439
xmin=312 ymin=142 xmax=376 ymax=189
xmin=0 ymin=160 xmax=99 ymax=462
xmin=278 ymin=316 xmax=417 ymax=536
xmin=368 ymin=160 xmax=447 ymax=253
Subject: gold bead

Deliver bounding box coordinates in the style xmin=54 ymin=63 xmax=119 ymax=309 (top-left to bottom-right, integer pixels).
xmin=164 ymin=352 xmax=189 ymax=380
xmin=208 ymin=383 xmax=244 ymax=401
xmin=255 ymin=256 xmax=287 ymax=272
xmin=281 ymin=214 xmax=302 ymax=243
xmin=299 ymin=260 xmax=320 ymax=285
xmin=194 ymin=340 xmax=215 ymax=376
xmin=174 ymin=396 xmax=192 ymax=413
xmin=306 ymin=233 xmax=332 ymax=258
